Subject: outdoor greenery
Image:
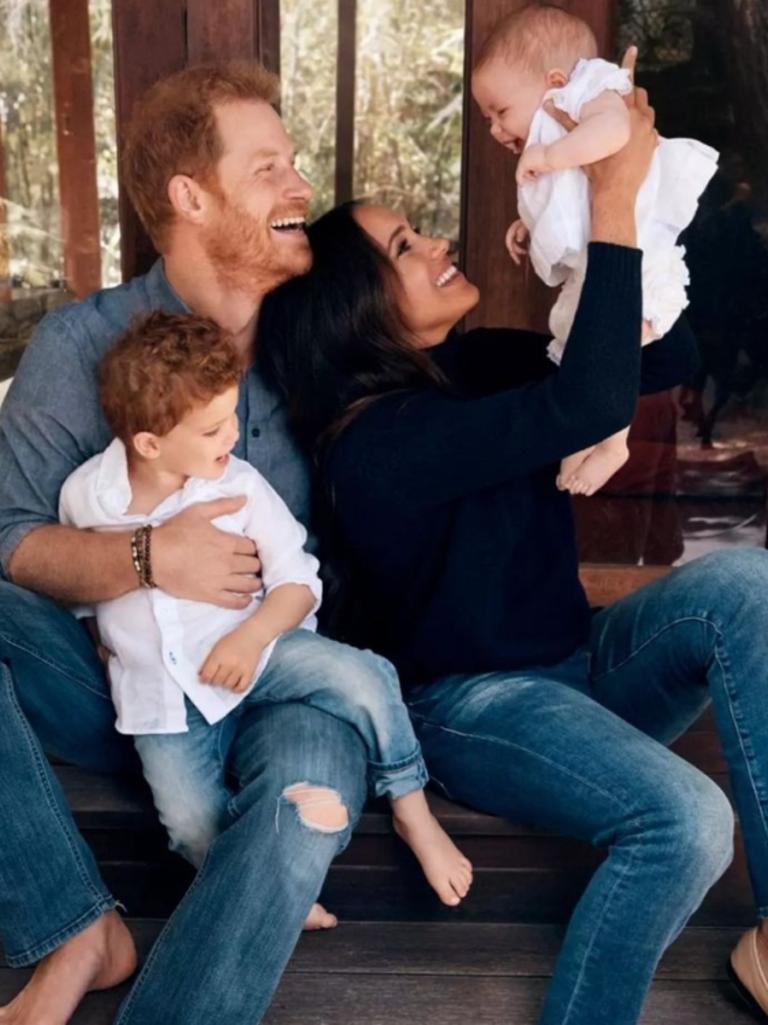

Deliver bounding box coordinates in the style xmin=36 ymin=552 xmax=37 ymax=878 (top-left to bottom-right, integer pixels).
xmin=0 ymin=0 xmax=118 ymax=289
xmin=281 ymin=0 xmax=465 ymax=241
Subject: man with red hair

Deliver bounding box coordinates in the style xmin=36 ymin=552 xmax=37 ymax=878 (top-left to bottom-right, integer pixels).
xmin=0 ymin=62 xmax=373 ymax=1025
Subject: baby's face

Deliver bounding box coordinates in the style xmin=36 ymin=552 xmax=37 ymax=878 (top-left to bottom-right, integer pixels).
xmin=472 ymin=58 xmax=548 ymax=154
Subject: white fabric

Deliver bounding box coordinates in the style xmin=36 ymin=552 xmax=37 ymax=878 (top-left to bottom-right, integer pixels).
xmin=59 ymin=439 xmax=322 ymax=735
xmin=516 ymin=57 xmax=718 ymax=360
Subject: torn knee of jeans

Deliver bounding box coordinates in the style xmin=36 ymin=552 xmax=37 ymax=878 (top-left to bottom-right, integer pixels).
xmin=282 ymin=782 xmax=349 ymax=833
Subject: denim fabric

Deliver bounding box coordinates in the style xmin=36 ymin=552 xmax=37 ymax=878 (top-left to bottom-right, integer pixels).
xmin=0 ymin=580 xmax=368 ymax=1025
xmin=135 ymin=628 xmax=428 ymax=866
xmin=407 ymin=548 xmax=768 ymax=1025
xmin=0 ymin=259 xmax=313 ymax=579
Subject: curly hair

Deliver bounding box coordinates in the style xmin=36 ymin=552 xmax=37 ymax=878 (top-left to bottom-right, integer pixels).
xmin=122 ymin=60 xmax=280 ymax=249
xmin=100 ymin=311 xmax=242 ymax=444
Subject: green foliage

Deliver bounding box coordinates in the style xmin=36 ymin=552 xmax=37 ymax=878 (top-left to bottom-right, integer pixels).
xmin=0 ymin=0 xmax=119 ymax=288
xmin=281 ymin=0 xmax=465 ymax=241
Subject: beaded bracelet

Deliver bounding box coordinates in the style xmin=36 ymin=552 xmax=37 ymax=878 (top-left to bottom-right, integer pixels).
xmin=130 ymin=524 xmax=157 ymax=588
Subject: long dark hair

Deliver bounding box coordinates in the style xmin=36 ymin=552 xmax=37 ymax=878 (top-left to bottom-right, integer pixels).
xmin=258 ymin=201 xmax=448 ymax=455
xmin=258 ymin=201 xmax=450 ymax=639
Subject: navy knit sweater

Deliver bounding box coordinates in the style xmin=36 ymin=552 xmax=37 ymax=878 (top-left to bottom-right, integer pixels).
xmin=324 ymin=244 xmax=699 ymax=687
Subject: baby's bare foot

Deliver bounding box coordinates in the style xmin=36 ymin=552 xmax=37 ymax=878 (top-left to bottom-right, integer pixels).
xmin=392 ymin=791 xmax=473 ymax=907
xmin=0 ymin=911 xmax=136 ymax=1025
xmin=303 ymin=902 xmax=338 ymax=931
xmin=564 ymin=443 xmax=629 ymax=497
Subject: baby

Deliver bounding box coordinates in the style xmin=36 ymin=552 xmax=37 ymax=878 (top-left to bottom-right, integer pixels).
xmin=472 ymin=3 xmax=717 ymax=495
xmin=59 ymin=311 xmax=472 ymax=912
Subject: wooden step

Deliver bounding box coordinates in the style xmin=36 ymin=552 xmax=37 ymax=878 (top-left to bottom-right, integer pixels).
xmin=54 ymin=759 xmax=753 ymax=927
xmin=0 ymin=922 xmax=754 ymax=1024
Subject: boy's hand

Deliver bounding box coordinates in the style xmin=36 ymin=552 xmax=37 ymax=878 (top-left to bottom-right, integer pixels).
xmin=199 ymin=626 xmax=265 ymax=694
xmin=505 ymin=219 xmax=530 ymax=264
xmin=516 ymin=144 xmax=555 ymax=185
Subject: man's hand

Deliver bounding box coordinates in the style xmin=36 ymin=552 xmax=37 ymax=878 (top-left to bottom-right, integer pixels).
xmin=152 ymin=496 xmax=263 ymax=610
xmin=199 ymin=624 xmax=264 ymax=693
xmin=515 ymin=144 xmax=555 ymax=185
xmin=505 ymin=219 xmax=530 ymax=265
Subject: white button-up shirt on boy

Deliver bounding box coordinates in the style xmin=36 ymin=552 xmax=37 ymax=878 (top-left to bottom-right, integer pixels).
xmin=59 ymin=439 xmax=322 ymax=735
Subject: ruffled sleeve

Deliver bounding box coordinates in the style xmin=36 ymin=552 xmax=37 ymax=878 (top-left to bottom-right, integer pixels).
xmin=546 ymin=57 xmax=632 ymax=123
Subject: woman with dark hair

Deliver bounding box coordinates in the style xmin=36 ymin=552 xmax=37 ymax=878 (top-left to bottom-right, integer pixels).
xmin=259 ymin=86 xmax=768 ymax=1025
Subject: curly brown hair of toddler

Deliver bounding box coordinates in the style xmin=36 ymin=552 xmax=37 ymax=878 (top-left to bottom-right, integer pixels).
xmin=100 ymin=311 xmax=242 ymax=446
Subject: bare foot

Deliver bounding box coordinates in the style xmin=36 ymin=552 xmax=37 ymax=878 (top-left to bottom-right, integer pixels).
xmin=557 ymin=446 xmax=595 ymax=492
xmin=563 ymin=441 xmax=629 ymax=497
xmin=392 ymin=790 xmax=473 ymax=907
xmin=0 ymin=911 xmax=136 ymax=1025
xmin=303 ymin=902 xmax=338 ymax=931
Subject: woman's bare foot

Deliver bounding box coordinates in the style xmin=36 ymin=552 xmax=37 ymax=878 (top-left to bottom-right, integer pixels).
xmin=303 ymin=902 xmax=338 ymax=931
xmin=392 ymin=790 xmax=473 ymax=907
xmin=0 ymin=911 xmax=136 ymax=1025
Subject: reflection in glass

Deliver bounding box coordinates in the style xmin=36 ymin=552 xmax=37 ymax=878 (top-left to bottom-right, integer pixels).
xmin=575 ymin=0 xmax=768 ymax=565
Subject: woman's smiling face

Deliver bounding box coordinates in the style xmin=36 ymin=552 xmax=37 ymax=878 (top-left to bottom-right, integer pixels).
xmin=353 ymin=204 xmax=480 ymax=347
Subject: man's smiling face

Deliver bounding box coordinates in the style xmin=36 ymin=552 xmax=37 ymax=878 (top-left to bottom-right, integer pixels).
xmin=198 ymin=100 xmax=313 ymax=297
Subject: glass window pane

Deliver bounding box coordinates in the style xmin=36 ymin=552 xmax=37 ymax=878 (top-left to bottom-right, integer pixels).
xmin=355 ymin=0 xmax=464 ymax=242
xmin=280 ymin=0 xmax=339 ymax=220
xmin=575 ymin=0 xmax=768 ymax=565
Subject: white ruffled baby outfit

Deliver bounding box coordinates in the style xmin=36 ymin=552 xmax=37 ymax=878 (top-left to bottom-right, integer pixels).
xmin=516 ymin=57 xmax=719 ymax=364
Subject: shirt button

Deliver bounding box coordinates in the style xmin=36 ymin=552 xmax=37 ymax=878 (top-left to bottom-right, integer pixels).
xmin=250 ymin=427 xmax=261 ymax=438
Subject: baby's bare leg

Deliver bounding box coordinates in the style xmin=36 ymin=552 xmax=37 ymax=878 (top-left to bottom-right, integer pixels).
xmin=391 ymin=790 xmax=473 ymax=906
xmin=562 ymin=428 xmax=630 ymax=497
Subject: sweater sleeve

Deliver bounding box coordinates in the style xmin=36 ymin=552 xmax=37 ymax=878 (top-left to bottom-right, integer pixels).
xmin=639 ymin=314 xmax=700 ymax=395
xmin=330 ymin=242 xmax=642 ymax=512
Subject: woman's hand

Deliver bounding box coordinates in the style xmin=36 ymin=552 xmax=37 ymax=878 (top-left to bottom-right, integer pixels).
xmin=544 ymin=47 xmax=656 ymax=200
xmin=544 ymin=46 xmax=655 ymax=247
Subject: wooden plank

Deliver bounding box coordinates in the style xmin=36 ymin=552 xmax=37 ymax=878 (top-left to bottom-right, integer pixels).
xmin=0 ymin=921 xmax=746 ymax=982
xmin=460 ymin=0 xmax=614 ymax=332
xmin=49 ymin=0 xmax=102 ymax=299
xmin=111 ymin=0 xmax=187 ymax=280
xmin=580 ymin=562 xmax=671 ymax=606
xmin=0 ymin=968 xmax=753 ymax=1025
xmin=96 ymin=842 xmax=752 ymax=925
xmin=186 ymin=0 xmax=259 ymax=64
xmin=334 ymin=0 xmax=357 ymax=204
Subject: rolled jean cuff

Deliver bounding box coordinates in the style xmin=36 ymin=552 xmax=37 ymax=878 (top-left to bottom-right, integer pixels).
xmin=369 ymin=748 xmax=429 ymax=800
xmin=3 ymin=894 xmax=118 ymax=968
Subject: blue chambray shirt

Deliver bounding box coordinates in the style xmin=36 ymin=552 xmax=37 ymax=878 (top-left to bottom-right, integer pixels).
xmin=0 ymin=260 xmax=312 ymax=579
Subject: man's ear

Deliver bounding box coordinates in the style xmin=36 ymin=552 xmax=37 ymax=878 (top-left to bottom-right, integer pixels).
xmin=132 ymin=431 xmax=161 ymax=460
xmin=545 ymin=67 xmax=568 ymax=89
xmin=167 ymin=174 xmax=210 ymax=227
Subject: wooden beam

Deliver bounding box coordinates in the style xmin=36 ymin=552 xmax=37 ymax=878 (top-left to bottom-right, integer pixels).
xmin=579 ymin=563 xmax=670 ymax=607
xmin=335 ymin=0 xmax=356 ymax=204
xmin=113 ymin=0 xmax=282 ymax=282
xmin=460 ymin=0 xmax=614 ymax=332
xmin=49 ymin=0 xmax=102 ymax=299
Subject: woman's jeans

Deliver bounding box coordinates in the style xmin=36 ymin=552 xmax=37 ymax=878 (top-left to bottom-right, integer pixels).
xmin=409 ymin=548 xmax=768 ymax=1025
xmin=0 ymin=581 xmax=370 ymax=1025
xmin=134 ymin=628 xmax=427 ymax=868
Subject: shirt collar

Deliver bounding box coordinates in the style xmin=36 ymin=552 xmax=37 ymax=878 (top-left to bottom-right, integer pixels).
xmin=95 ymin=438 xmax=135 ymax=518
xmin=144 ymin=259 xmax=191 ymax=315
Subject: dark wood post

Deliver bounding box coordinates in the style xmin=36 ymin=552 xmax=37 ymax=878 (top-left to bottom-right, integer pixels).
xmin=335 ymin=0 xmax=357 ymax=204
xmin=113 ymin=0 xmax=282 ymax=282
xmin=49 ymin=0 xmax=102 ymax=298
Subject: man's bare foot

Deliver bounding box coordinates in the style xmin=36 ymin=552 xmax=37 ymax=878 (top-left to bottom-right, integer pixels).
xmin=559 ymin=441 xmax=629 ymax=497
xmin=392 ymin=790 xmax=473 ymax=907
xmin=303 ymin=902 xmax=338 ymax=931
xmin=0 ymin=911 xmax=136 ymax=1025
